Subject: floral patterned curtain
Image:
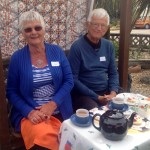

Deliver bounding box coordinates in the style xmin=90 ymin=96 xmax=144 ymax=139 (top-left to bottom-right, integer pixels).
xmin=0 ymin=0 xmax=89 ymax=57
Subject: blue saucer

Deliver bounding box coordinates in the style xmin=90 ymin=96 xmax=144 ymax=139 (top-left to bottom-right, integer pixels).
xmin=70 ymin=114 xmax=92 ymax=127
xmin=108 ymin=102 xmax=129 ymax=112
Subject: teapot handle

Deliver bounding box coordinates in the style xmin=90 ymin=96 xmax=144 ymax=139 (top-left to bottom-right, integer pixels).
xmin=92 ymin=113 xmax=101 ymax=131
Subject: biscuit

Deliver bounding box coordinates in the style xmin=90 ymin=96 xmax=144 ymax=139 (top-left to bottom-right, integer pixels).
xmin=133 ymin=115 xmax=142 ymax=125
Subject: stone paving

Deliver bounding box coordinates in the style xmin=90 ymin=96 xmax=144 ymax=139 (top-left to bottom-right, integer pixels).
xmin=130 ymin=69 xmax=150 ymax=97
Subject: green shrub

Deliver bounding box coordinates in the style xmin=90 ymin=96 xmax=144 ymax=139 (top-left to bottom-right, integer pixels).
xmin=112 ymin=41 xmax=119 ymax=58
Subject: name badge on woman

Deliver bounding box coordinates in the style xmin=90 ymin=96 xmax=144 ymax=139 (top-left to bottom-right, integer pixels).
xmin=51 ymin=61 xmax=60 ymax=66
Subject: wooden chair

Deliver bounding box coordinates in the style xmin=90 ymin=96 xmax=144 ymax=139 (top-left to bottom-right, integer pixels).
xmin=0 ymin=50 xmax=25 ymax=150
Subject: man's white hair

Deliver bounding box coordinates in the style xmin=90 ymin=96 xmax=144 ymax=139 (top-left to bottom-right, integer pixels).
xmin=87 ymin=8 xmax=110 ymax=25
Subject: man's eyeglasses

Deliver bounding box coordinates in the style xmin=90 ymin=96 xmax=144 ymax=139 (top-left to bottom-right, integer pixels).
xmin=24 ymin=26 xmax=42 ymax=33
xmin=90 ymin=22 xmax=107 ymax=29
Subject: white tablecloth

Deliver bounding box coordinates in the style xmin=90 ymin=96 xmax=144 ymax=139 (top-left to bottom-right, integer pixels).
xmin=59 ymin=119 xmax=150 ymax=150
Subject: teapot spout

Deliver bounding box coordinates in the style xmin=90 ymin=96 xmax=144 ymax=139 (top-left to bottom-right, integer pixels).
xmin=128 ymin=112 xmax=137 ymax=128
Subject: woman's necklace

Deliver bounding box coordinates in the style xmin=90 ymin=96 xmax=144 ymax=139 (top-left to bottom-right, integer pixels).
xmin=36 ymin=59 xmax=44 ymax=67
xmin=31 ymin=49 xmax=46 ymax=68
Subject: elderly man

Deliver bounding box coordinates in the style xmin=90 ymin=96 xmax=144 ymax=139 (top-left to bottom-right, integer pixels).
xmin=68 ymin=8 xmax=119 ymax=111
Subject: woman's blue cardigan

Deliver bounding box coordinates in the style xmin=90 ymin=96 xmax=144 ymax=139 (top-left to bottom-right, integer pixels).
xmin=6 ymin=43 xmax=74 ymax=132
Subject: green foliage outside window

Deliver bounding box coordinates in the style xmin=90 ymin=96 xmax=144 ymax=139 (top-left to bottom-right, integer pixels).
xmin=112 ymin=41 xmax=119 ymax=59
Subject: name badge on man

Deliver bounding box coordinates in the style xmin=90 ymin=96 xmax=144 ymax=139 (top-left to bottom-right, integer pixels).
xmin=51 ymin=61 xmax=60 ymax=66
xmin=100 ymin=56 xmax=106 ymax=61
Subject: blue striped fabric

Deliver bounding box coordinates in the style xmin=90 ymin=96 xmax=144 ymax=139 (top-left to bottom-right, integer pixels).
xmin=32 ymin=65 xmax=54 ymax=106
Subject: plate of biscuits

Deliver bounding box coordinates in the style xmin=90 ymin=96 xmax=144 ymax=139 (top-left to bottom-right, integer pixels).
xmin=116 ymin=93 xmax=149 ymax=106
xmin=133 ymin=114 xmax=143 ymax=125
xmin=132 ymin=114 xmax=150 ymax=131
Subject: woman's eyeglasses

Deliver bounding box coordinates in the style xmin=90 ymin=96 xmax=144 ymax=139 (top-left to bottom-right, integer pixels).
xmin=24 ymin=26 xmax=42 ymax=33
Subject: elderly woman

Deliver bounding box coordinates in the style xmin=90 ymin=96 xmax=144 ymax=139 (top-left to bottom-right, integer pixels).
xmin=6 ymin=10 xmax=73 ymax=150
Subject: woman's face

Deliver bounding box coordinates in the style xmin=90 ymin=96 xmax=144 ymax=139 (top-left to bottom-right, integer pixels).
xmin=22 ymin=20 xmax=45 ymax=46
xmin=87 ymin=15 xmax=108 ymax=41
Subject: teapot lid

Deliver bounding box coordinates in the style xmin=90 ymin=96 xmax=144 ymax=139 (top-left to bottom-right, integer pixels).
xmin=105 ymin=110 xmax=124 ymax=119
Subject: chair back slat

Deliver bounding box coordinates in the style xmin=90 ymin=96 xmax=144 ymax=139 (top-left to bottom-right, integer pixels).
xmin=0 ymin=49 xmax=11 ymax=149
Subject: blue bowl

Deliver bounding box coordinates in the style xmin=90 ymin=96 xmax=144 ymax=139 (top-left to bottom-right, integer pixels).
xmin=75 ymin=114 xmax=90 ymax=124
xmin=108 ymin=102 xmax=129 ymax=112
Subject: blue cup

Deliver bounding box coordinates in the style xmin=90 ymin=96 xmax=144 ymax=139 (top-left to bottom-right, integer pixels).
xmin=111 ymin=97 xmax=125 ymax=110
xmin=75 ymin=109 xmax=90 ymax=124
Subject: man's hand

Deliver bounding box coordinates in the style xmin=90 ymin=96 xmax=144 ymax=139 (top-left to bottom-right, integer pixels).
xmin=98 ymin=91 xmax=117 ymax=105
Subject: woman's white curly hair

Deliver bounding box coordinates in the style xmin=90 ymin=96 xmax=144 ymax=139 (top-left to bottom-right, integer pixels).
xmin=19 ymin=10 xmax=45 ymax=32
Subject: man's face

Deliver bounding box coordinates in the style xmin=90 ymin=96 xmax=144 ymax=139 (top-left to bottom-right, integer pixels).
xmin=87 ymin=15 xmax=109 ymax=41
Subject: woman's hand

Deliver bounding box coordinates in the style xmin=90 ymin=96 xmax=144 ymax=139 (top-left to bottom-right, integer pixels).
xmin=36 ymin=101 xmax=57 ymax=119
xmin=28 ymin=109 xmax=46 ymax=124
